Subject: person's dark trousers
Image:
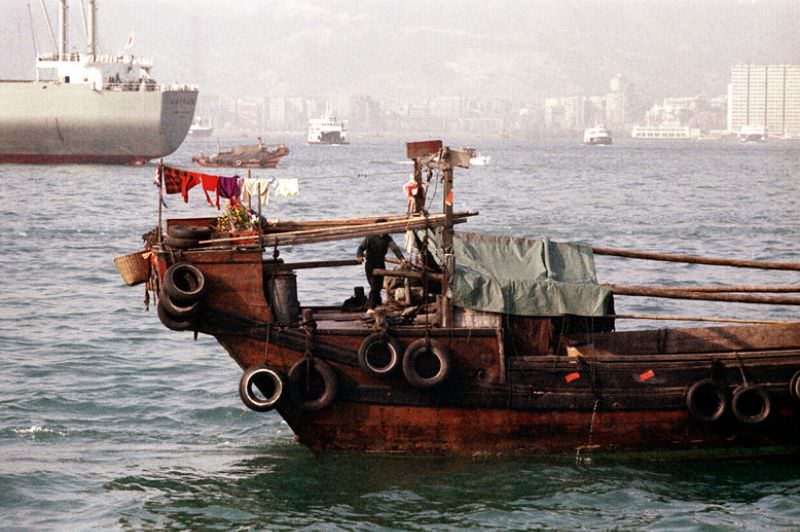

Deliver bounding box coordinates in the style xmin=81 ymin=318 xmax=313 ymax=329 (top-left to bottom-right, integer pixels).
xmin=365 ymin=262 xmax=385 ymax=309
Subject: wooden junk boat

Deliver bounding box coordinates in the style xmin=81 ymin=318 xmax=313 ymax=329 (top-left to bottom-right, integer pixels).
xmin=191 ymin=141 xmax=289 ymax=168
xmin=125 ymin=140 xmax=800 ymax=457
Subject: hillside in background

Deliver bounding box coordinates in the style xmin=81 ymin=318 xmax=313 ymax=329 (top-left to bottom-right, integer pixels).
xmin=1 ymin=0 xmax=797 ymax=102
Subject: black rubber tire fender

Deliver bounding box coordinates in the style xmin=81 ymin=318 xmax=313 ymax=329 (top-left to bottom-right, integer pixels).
xmin=239 ymin=366 xmax=284 ymax=412
xmin=402 ymin=338 xmax=451 ymax=389
xmin=731 ymin=384 xmax=771 ymax=425
xmin=163 ymin=263 xmax=206 ymax=305
xmin=790 ymin=370 xmax=800 ymax=402
xmin=164 ymin=235 xmax=198 ymax=249
xmin=158 ymin=288 xmax=200 ymax=319
xmin=358 ymin=332 xmax=402 ymax=378
xmin=685 ymin=378 xmax=727 ymax=423
xmin=168 ymin=225 xmax=212 ymax=240
xmin=288 ymin=358 xmax=338 ymax=411
xmin=156 ymin=300 xmax=195 ymax=331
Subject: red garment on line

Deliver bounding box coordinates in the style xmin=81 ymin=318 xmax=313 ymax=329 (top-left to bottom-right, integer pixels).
xmin=200 ymin=174 xmax=220 ymax=208
xmin=161 ymin=165 xmax=224 ymax=209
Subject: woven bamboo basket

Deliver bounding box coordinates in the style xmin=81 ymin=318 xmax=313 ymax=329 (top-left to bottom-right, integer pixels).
xmin=114 ymin=251 xmax=151 ymax=286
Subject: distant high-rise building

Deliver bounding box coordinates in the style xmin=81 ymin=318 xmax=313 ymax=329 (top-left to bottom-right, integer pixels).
xmin=727 ymin=64 xmax=800 ymax=137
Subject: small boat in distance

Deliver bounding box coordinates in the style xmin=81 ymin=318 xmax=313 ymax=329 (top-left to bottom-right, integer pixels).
xmin=192 ymin=138 xmax=289 ymax=168
xmin=188 ymin=116 xmax=214 ymax=138
xmin=462 ymin=147 xmax=492 ymax=166
xmin=738 ymin=125 xmax=768 ymax=143
xmin=583 ymin=125 xmax=612 ymax=145
xmin=307 ymin=115 xmax=349 ymax=145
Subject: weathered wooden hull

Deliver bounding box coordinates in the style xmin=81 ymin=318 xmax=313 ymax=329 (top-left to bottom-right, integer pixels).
xmin=150 ymin=229 xmax=800 ymax=457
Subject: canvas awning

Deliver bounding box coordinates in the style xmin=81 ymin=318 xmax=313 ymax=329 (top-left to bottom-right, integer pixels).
xmin=417 ymin=230 xmax=613 ymax=317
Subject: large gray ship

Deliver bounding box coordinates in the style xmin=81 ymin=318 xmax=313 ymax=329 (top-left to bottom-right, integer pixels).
xmin=0 ymin=0 xmax=197 ymax=164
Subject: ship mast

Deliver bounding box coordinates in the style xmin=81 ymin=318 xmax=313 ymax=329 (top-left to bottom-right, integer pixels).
xmin=57 ymin=0 xmax=67 ymax=59
xmin=87 ymin=0 xmax=96 ymax=60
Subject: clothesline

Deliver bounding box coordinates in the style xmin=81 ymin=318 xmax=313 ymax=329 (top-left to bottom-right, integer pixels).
xmin=154 ymin=164 xmax=439 ymax=210
xmin=156 ymin=164 xmax=298 ymax=210
xmin=281 ymin=170 xmax=410 ymax=180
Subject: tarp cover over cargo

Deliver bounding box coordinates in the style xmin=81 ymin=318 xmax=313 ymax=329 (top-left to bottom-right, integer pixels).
xmin=419 ymin=231 xmax=613 ymax=317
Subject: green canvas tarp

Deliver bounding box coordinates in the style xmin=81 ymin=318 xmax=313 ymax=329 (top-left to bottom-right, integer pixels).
xmin=417 ymin=230 xmax=612 ymax=317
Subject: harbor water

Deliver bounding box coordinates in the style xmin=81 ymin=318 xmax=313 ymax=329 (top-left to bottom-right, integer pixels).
xmin=1 ymin=137 xmax=799 ymax=529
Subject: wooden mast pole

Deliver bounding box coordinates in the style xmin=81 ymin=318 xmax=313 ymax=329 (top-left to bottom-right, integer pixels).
xmin=157 ymin=158 xmax=164 ymax=244
xmin=441 ymin=147 xmax=454 ymax=327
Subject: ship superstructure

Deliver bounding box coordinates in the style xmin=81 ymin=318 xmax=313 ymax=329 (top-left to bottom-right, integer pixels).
xmin=0 ymin=0 xmax=197 ymax=164
xmin=307 ymin=115 xmax=349 ymax=145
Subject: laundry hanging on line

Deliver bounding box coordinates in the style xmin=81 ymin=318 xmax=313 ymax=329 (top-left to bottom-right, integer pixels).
xmin=156 ymin=164 xmax=300 ymax=209
xmin=240 ymin=177 xmax=273 ymax=206
xmin=273 ymin=178 xmax=299 ymax=198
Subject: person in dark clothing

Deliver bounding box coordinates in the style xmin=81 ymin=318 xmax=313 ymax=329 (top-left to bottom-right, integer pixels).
xmin=356 ymin=233 xmax=404 ymax=310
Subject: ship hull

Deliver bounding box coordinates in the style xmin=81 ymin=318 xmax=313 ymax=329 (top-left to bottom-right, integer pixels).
xmin=218 ymin=331 xmax=800 ymax=456
xmin=145 ymin=242 xmax=800 ymax=457
xmin=0 ymin=81 xmax=197 ymax=164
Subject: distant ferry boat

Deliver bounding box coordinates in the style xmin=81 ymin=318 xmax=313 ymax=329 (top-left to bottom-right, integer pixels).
xmin=0 ymin=0 xmax=197 ymax=164
xmin=737 ymin=125 xmax=768 ymax=143
xmin=461 ymin=147 xmax=491 ymax=166
xmin=583 ymin=126 xmax=612 ymax=145
xmin=631 ymin=125 xmax=700 ymax=140
xmin=188 ymin=117 xmax=214 ymax=138
xmin=307 ymin=115 xmax=349 ymax=145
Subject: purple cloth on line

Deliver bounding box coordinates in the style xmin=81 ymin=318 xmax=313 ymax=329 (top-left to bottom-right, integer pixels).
xmin=218 ymin=176 xmax=242 ymax=200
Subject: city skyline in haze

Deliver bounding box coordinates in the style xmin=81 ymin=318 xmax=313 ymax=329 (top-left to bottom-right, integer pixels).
xmin=1 ymin=0 xmax=797 ymax=105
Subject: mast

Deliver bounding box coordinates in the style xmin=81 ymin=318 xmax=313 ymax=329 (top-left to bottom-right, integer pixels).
xmin=38 ymin=0 xmax=57 ymax=55
xmin=57 ymin=0 xmax=67 ymax=59
xmin=87 ymin=0 xmax=96 ymax=59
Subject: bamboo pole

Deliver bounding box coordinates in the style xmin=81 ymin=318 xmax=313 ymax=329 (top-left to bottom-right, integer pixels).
xmin=266 ymin=259 xmax=361 ymax=270
xmin=593 ymin=246 xmax=800 ymax=271
xmin=198 ymin=212 xmax=477 ymax=246
xmin=268 ymin=213 xmax=415 ymax=231
xmin=372 ymin=268 xmax=445 ymax=281
xmin=608 ymin=284 xmax=800 ymax=305
xmin=609 ymin=314 xmax=796 ymax=325
xmin=642 ymin=284 xmax=800 ymax=293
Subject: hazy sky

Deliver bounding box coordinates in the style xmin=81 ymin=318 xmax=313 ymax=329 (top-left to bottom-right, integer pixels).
xmin=1 ymin=0 xmax=797 ymax=102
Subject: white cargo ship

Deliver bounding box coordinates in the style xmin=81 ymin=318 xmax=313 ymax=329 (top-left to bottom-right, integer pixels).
xmin=307 ymin=115 xmax=349 ymax=145
xmin=0 ymin=0 xmax=197 ymax=164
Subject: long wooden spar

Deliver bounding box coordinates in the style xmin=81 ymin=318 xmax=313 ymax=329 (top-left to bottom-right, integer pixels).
xmin=198 ymin=212 xmax=478 ymax=247
xmin=592 ymin=246 xmax=800 ymax=271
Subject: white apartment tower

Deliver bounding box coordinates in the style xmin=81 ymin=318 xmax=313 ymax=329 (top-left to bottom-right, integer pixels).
xmin=727 ymin=64 xmax=800 ymax=138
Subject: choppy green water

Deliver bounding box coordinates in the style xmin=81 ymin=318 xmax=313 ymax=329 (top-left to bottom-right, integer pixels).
xmin=1 ymin=136 xmax=799 ymax=529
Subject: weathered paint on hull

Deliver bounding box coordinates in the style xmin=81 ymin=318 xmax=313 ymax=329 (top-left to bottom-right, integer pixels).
xmin=278 ymin=401 xmax=800 ymax=456
xmin=153 ymin=233 xmax=800 ymax=457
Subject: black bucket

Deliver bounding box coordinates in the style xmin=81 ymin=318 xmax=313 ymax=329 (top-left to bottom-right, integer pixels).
xmin=268 ymin=270 xmax=300 ymax=324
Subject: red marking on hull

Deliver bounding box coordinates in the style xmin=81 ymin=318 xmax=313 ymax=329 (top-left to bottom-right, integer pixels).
xmin=0 ymin=153 xmax=155 ymax=165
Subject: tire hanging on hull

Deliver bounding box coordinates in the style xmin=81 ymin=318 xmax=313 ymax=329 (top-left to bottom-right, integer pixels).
xmin=402 ymin=339 xmax=451 ymax=389
xmin=240 ymin=366 xmax=285 ymax=412
xmin=288 ymin=358 xmax=338 ymax=411
xmin=163 ymin=263 xmax=206 ymax=305
xmin=731 ymin=384 xmax=771 ymax=425
xmin=358 ymin=333 xmax=402 ymax=379
xmin=686 ymin=378 xmax=727 ymax=423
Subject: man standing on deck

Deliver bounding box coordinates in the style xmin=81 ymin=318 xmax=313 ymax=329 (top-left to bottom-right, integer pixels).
xmin=356 ymin=232 xmax=405 ymax=311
